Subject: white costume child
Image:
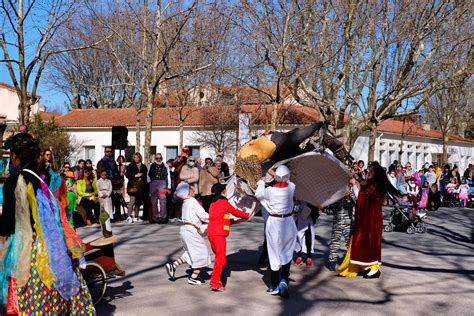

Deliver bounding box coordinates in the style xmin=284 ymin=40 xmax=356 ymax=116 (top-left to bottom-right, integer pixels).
xmin=166 ymin=182 xmax=210 ymax=285
xmin=294 ymin=202 xmax=318 ymax=266
xmin=255 ymin=165 xmax=296 ymax=298
xmin=97 ymin=177 xmax=113 ymax=219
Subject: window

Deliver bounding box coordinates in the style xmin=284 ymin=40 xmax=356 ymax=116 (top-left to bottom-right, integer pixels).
xmin=125 ymin=146 xmax=136 ymax=163
xmin=166 ymin=146 xmax=178 ymax=161
xmin=389 ymin=151 xmax=395 ymax=163
xmin=188 ymin=146 xmax=200 ymax=158
xmin=84 ymin=146 xmax=95 ymax=162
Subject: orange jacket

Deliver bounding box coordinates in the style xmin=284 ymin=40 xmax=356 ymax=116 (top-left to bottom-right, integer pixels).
xmin=208 ymin=197 xmax=250 ymax=237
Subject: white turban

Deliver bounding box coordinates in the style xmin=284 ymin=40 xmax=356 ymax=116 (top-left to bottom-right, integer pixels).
xmin=176 ymin=182 xmax=190 ymax=199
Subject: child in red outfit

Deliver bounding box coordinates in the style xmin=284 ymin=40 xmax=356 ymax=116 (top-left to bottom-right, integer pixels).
xmin=208 ymin=183 xmax=250 ymax=291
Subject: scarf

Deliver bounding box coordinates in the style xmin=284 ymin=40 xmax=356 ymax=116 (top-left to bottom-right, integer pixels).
xmin=274 ymin=181 xmax=288 ymax=188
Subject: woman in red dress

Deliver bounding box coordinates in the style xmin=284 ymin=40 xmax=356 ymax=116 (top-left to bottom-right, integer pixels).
xmin=338 ymin=161 xmax=399 ymax=278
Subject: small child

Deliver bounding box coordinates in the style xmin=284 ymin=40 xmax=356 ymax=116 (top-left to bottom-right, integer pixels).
xmin=207 ymin=183 xmax=250 ymax=292
xmin=399 ymin=194 xmax=417 ymax=220
xmin=166 ymin=182 xmax=210 ymax=285
xmin=458 ymin=178 xmax=470 ymax=208
xmin=399 ymin=194 xmax=411 ymax=208
xmin=97 ymin=170 xmax=113 ymax=221
xmin=66 ymin=178 xmax=77 ymax=226
xmin=407 ymin=177 xmax=419 ymax=209
xmin=446 ymin=178 xmax=457 ymax=194
xmin=294 ymin=202 xmax=319 ymax=267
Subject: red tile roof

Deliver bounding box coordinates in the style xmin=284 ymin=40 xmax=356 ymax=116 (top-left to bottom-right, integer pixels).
xmin=56 ymin=104 xmax=321 ymax=128
xmin=378 ymin=119 xmax=473 ymax=143
xmin=39 ymin=111 xmax=58 ymax=122
xmin=56 ymin=106 xmax=473 ymax=143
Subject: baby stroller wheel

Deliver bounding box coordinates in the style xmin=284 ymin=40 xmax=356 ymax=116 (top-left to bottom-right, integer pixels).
xmin=384 ymin=224 xmax=393 ymax=232
xmin=406 ymin=226 xmax=415 ymax=234
xmin=416 ymin=226 xmax=425 ymax=233
xmin=449 ymin=202 xmax=456 ymax=208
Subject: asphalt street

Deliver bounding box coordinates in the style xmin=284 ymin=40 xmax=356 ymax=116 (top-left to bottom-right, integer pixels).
xmin=78 ymin=207 xmax=474 ymax=316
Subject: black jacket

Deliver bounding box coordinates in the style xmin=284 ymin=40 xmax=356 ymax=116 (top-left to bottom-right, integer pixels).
xmin=148 ymin=162 xmax=168 ymax=183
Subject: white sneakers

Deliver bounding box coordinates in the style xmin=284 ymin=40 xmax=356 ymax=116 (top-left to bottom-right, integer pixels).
xmin=126 ymin=216 xmax=143 ymax=223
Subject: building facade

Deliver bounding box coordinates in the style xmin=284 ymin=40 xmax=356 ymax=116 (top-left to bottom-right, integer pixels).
xmin=57 ymin=107 xmax=474 ymax=172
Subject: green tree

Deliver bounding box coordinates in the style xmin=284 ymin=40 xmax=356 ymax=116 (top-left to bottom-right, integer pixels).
xmin=28 ymin=114 xmax=74 ymax=166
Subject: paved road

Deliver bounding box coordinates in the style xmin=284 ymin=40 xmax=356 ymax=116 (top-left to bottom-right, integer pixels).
xmin=78 ymin=207 xmax=474 ymax=316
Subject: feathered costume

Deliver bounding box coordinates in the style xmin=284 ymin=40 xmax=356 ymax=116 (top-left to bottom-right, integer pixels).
xmin=0 ymin=169 xmax=94 ymax=315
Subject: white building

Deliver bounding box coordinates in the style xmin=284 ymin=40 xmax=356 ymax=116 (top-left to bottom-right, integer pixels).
xmin=56 ymin=106 xmax=474 ymax=172
xmin=0 ymin=82 xmax=44 ymax=127
xmin=56 ymin=105 xmax=305 ymax=167
xmin=352 ymin=119 xmax=474 ymax=170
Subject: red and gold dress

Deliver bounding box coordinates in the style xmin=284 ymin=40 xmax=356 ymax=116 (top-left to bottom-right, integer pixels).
xmin=338 ymin=187 xmax=383 ymax=276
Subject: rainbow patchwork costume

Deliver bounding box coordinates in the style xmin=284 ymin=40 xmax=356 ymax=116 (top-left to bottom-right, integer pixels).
xmin=0 ymin=171 xmax=95 ymax=315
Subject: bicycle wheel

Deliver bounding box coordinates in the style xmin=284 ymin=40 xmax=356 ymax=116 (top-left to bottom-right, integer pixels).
xmin=82 ymin=261 xmax=107 ymax=306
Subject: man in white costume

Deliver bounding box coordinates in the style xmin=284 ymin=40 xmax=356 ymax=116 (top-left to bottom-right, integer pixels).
xmin=255 ymin=165 xmax=297 ymax=298
xmin=166 ymin=182 xmax=211 ymax=285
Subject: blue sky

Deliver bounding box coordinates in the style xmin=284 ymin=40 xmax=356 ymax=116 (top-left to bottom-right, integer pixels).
xmin=0 ymin=0 xmax=75 ymax=114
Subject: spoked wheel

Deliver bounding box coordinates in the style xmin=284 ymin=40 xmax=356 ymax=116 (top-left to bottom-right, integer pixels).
xmin=406 ymin=226 xmax=415 ymax=234
xmin=82 ymin=262 xmax=107 ymax=306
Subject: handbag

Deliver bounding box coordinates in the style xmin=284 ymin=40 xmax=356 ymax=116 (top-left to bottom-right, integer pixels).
xmin=127 ymin=182 xmax=138 ymax=195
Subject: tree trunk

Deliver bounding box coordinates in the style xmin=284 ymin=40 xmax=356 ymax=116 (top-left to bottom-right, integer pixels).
xmin=442 ymin=132 xmax=449 ymax=165
xmin=270 ymin=102 xmax=278 ymax=130
xmin=368 ymin=125 xmax=378 ymax=162
xmin=337 ymin=124 xmax=358 ymax=156
xmin=143 ymin=94 xmax=154 ymax=165
xmin=135 ymin=109 xmax=141 ymax=156
xmin=179 ymin=123 xmax=184 ymax=151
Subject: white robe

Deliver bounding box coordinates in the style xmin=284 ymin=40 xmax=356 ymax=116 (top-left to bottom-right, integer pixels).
xmin=295 ymin=204 xmax=315 ymax=255
xmin=256 ymin=180 xmax=297 ymax=271
xmin=97 ymin=178 xmax=113 ymax=219
xmin=179 ymin=197 xmax=211 ymax=268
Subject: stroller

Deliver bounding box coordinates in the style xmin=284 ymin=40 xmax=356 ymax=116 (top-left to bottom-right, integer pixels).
xmin=442 ymin=190 xmax=459 ymax=208
xmin=384 ymin=203 xmax=427 ymax=234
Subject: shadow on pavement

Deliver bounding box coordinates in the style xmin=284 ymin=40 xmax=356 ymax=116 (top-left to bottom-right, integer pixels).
xmin=96 ymin=280 xmax=133 ymax=314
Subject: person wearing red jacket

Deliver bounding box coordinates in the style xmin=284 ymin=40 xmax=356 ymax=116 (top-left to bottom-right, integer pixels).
xmin=208 ymin=183 xmax=250 ymax=292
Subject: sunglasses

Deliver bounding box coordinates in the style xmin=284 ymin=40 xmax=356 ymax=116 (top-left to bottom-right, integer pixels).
xmin=155 ymin=157 xmax=162 ymax=160
xmin=84 ymin=171 xmax=90 ymax=173
xmin=105 ymin=151 xmax=112 ymax=153
xmin=188 ymin=160 xmax=195 ymax=162
xmin=64 ymin=166 xmax=70 ymax=169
